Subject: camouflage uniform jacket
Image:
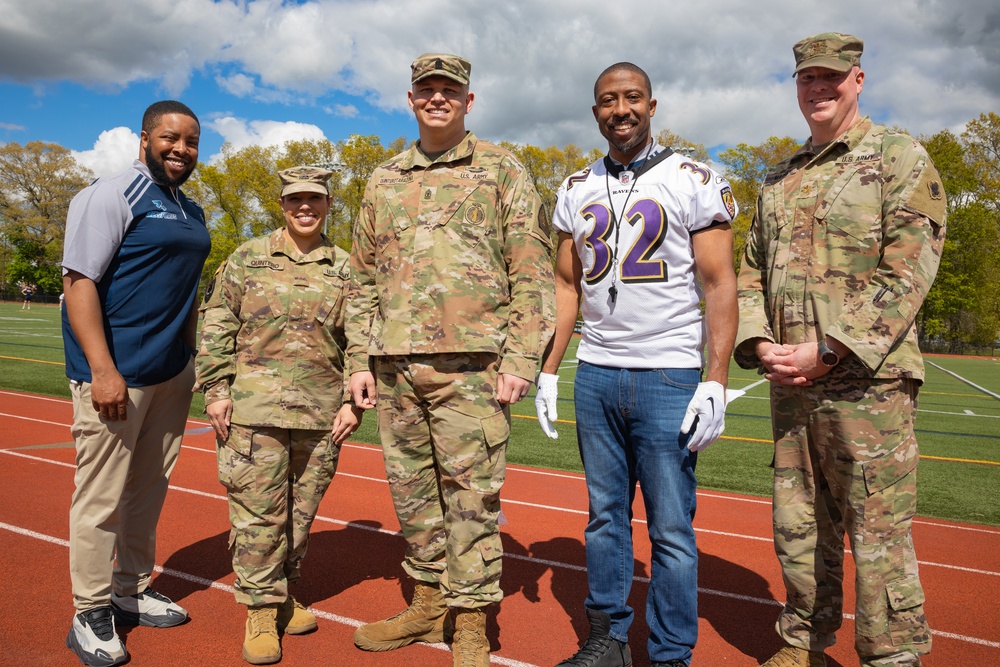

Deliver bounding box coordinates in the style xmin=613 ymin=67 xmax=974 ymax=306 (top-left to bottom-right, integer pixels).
xmin=197 ymin=229 xmax=351 ymax=429
xmin=345 ymin=132 xmax=555 ymax=381
xmin=735 ymin=117 xmax=947 ymax=381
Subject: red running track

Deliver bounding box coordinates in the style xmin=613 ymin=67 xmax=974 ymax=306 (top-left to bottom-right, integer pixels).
xmin=1 ymin=389 xmax=998 ymax=666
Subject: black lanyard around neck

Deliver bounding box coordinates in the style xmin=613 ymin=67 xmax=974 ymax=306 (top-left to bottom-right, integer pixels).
xmin=601 ymin=144 xmax=674 ymax=303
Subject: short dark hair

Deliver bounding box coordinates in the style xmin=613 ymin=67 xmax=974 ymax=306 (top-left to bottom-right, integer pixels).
xmin=594 ymin=62 xmax=652 ymax=101
xmin=142 ymin=100 xmax=199 ymax=135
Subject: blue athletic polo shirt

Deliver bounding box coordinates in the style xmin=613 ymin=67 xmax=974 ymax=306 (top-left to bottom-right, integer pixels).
xmin=62 ymin=160 xmax=211 ymax=386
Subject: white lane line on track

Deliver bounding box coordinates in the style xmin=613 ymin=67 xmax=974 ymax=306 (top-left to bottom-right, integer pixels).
xmin=0 ymin=390 xmax=72 ymax=404
xmin=5 ymin=447 xmax=999 ymax=582
xmin=0 ymin=520 xmax=537 ymax=667
xmin=2 ymin=517 xmax=997 ymax=652
xmin=6 ymin=443 xmax=1000 ymax=570
xmin=0 ymin=411 xmax=71 ymax=427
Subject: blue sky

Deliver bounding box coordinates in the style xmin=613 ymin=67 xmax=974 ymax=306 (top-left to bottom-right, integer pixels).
xmin=2 ymin=0 xmax=998 ymax=177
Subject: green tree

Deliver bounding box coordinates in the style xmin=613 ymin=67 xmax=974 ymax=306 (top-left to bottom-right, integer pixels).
xmin=656 ymin=129 xmax=711 ymax=163
xmin=0 ymin=141 xmax=92 ymax=294
xmin=335 ymin=134 xmax=403 ymax=249
xmin=921 ymin=123 xmax=1000 ymax=350
xmin=499 ymin=142 xmax=600 ymax=232
xmin=716 ymin=136 xmax=800 ymax=267
xmin=963 ymin=112 xmax=1000 ymax=210
xmin=188 ymin=143 xmax=281 ymax=288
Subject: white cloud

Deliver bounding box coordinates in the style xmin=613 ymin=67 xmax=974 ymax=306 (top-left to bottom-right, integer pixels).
xmin=327 ymin=104 xmax=359 ymax=118
xmin=207 ymin=116 xmax=328 ymax=161
xmin=71 ymin=127 xmax=139 ymax=178
xmin=1 ymin=0 xmax=998 ymax=153
xmin=216 ymin=73 xmax=256 ymax=98
xmin=0 ymin=121 xmax=26 ymax=131
xmin=215 ymin=73 xmax=298 ymax=105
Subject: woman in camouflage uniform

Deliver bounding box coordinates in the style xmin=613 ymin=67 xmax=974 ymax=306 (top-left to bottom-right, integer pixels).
xmin=197 ymin=166 xmax=362 ymax=665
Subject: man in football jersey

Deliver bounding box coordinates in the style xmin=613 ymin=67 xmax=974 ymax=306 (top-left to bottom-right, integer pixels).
xmin=536 ymin=62 xmax=738 ymax=667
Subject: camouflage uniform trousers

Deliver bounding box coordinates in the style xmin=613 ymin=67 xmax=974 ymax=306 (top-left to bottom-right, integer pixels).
xmin=770 ymin=376 xmax=930 ymax=666
xmin=374 ymin=352 xmax=509 ymax=609
xmin=218 ymin=424 xmax=341 ymax=606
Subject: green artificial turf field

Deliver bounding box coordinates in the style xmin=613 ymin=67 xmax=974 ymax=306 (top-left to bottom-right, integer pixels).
xmin=2 ymin=301 xmax=998 ymax=524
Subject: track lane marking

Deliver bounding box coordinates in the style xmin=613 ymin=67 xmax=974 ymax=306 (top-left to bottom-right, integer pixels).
xmin=3 ymin=437 xmax=1000 ymax=542
xmin=0 ymin=520 xmax=537 ymax=667
xmin=1 ymin=519 xmax=996 ymax=651
xmin=3 ymin=448 xmax=999 ymax=580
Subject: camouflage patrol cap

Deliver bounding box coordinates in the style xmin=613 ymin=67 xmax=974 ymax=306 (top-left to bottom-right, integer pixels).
xmin=793 ymin=32 xmax=863 ymax=76
xmin=279 ymin=166 xmax=333 ymax=197
xmin=410 ymin=53 xmax=471 ymax=85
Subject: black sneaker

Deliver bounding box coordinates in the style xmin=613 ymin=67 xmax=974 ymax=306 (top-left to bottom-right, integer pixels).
xmin=111 ymin=588 xmax=188 ymax=628
xmin=66 ymin=607 xmax=129 ymax=667
xmin=556 ymin=608 xmax=632 ymax=666
xmin=651 ymin=661 xmax=688 ymax=667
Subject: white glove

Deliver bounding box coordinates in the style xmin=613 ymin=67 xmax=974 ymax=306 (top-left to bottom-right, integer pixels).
xmin=680 ymin=381 xmax=726 ymax=452
xmin=535 ymin=372 xmax=560 ymax=439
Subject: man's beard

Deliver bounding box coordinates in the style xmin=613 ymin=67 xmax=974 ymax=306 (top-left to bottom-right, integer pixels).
xmin=610 ymin=130 xmax=647 ymax=157
xmin=145 ymin=144 xmax=193 ymax=187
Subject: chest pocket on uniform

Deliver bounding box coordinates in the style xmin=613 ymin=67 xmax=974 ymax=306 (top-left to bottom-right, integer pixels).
xmin=814 ymin=160 xmax=883 ymax=252
xmin=376 ymin=186 xmax=415 ymax=254
xmin=242 ymin=264 xmax=285 ymax=333
xmin=761 ymin=186 xmax=793 ymax=279
xmin=427 ymin=183 xmax=495 ymax=251
xmin=315 ymin=267 xmax=348 ymax=326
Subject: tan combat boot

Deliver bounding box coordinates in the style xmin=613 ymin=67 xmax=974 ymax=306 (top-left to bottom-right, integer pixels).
xmin=452 ymin=608 xmax=489 ymax=667
xmin=277 ymin=596 xmax=317 ymax=635
xmin=353 ymin=581 xmax=453 ymax=651
xmin=760 ymin=644 xmax=827 ymax=667
xmin=243 ymin=605 xmax=281 ymax=665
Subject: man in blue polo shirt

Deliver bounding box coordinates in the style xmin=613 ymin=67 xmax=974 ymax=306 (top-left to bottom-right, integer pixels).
xmin=62 ymin=100 xmax=210 ymax=667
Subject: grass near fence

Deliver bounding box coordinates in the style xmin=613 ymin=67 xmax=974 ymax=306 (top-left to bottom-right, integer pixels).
xmin=2 ymin=301 xmax=998 ymax=525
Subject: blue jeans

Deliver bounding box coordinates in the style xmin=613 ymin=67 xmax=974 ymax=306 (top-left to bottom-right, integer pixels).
xmin=575 ymin=361 xmax=700 ymax=665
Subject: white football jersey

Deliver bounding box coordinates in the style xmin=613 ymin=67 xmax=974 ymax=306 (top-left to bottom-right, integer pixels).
xmin=553 ymin=144 xmax=738 ymax=369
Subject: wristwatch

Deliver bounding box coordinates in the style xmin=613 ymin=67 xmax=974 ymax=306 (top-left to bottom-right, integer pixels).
xmin=817 ymin=339 xmax=841 ymax=367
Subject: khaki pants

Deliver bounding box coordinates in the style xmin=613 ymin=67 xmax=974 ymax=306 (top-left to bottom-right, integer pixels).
xmin=770 ymin=377 xmax=930 ymax=667
xmin=68 ymin=359 xmax=195 ymax=612
xmin=375 ymin=353 xmax=509 ymax=608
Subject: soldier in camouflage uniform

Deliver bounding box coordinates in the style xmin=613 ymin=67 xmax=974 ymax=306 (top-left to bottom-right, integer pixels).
xmin=196 ymin=166 xmax=363 ymax=665
xmin=345 ymin=53 xmax=555 ymax=667
xmin=735 ymin=34 xmax=946 ymax=667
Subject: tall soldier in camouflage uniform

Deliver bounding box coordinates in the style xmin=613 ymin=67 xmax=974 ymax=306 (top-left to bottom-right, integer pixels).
xmin=346 ymin=53 xmax=555 ymax=667
xmin=735 ymin=33 xmax=946 ymax=667
xmin=197 ymin=166 xmax=363 ymax=665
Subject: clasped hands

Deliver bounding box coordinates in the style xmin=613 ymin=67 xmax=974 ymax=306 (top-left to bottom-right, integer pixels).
xmin=756 ymin=340 xmax=838 ymax=386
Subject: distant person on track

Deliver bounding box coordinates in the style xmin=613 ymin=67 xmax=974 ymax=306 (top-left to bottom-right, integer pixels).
xmin=61 ymin=100 xmax=209 ymax=667
xmin=735 ymin=33 xmax=946 ymax=667
xmin=21 ymin=283 xmax=34 ymax=309
xmin=196 ymin=165 xmax=362 ymax=665
xmin=535 ymin=62 xmax=738 ymax=667
xmin=346 ymin=53 xmax=555 ymax=667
